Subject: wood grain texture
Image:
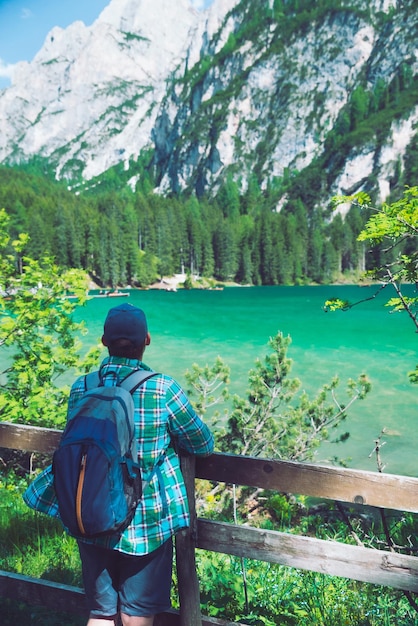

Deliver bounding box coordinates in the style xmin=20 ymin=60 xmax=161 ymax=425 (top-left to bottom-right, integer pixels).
xmin=197 ymin=520 xmax=418 ymax=592
xmin=196 ymin=452 xmax=418 ymax=512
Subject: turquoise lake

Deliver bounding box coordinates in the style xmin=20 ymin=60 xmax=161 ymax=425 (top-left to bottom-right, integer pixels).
xmin=73 ymin=285 xmax=417 ymax=478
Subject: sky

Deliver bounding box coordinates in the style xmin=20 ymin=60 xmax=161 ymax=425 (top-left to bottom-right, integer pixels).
xmin=0 ymin=0 xmax=213 ymax=90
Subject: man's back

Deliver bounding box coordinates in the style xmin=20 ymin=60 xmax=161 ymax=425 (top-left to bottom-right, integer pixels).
xmin=69 ymin=355 xmax=214 ymax=555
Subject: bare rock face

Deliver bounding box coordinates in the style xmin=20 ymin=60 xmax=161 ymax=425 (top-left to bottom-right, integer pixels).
xmin=0 ymin=0 xmax=417 ymax=204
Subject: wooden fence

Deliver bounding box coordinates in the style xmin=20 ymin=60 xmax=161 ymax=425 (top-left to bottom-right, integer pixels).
xmin=1 ymin=421 xmax=418 ymax=625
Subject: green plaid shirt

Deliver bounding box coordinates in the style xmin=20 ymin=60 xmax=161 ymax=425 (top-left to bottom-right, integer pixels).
xmin=23 ymin=356 xmax=214 ymax=555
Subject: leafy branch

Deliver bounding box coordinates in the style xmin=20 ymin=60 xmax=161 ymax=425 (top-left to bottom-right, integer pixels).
xmin=325 ymin=186 xmax=418 ymax=381
xmin=186 ymin=332 xmax=371 ymax=465
xmin=0 ymin=209 xmax=101 ymax=428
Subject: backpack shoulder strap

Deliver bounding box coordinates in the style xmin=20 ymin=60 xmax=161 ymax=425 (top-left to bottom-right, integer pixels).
xmin=84 ymin=371 xmax=100 ymax=391
xmin=120 ymin=370 xmax=159 ymax=394
xmin=83 ymin=370 xmax=158 ymax=393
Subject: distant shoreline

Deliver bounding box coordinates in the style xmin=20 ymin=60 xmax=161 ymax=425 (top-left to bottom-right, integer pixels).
xmin=89 ymin=275 xmax=382 ymax=292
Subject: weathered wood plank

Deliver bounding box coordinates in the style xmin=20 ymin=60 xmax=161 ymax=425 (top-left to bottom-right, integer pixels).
xmin=3 ymin=423 xmax=418 ymax=514
xmin=0 ymin=569 xmax=87 ymax=615
xmin=0 ymin=422 xmax=61 ymax=454
xmin=196 ymin=453 xmax=418 ymax=513
xmin=154 ymin=610 xmax=180 ymax=625
xmin=155 ymin=610 xmax=243 ymax=626
xmin=197 ymin=520 xmax=418 ymax=592
xmin=2 ymin=422 xmax=418 ymax=614
xmin=0 ymin=571 xmax=240 ymax=625
xmin=176 ymin=455 xmax=202 ymax=626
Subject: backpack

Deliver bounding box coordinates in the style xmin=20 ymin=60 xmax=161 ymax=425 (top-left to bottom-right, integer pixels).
xmin=52 ymin=369 xmax=157 ymax=538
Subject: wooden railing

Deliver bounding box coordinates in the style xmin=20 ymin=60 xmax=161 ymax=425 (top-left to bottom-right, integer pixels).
xmin=1 ymin=421 xmax=418 ymax=625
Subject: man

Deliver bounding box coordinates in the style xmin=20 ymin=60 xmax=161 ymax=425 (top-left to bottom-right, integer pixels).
xmin=69 ymin=303 xmax=214 ymax=626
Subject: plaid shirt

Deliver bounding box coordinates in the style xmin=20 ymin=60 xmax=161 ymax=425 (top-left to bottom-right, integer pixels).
xmin=23 ymin=356 xmax=214 ymax=555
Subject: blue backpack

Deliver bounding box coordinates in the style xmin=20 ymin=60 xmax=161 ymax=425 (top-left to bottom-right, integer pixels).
xmin=52 ymin=369 xmax=157 ymax=538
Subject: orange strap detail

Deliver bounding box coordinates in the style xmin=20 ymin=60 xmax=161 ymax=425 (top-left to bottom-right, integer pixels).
xmin=76 ymin=453 xmax=87 ymax=535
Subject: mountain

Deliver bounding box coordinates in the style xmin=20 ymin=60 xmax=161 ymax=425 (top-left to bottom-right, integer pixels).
xmin=0 ymin=0 xmax=215 ymax=179
xmin=1 ymin=0 xmax=417 ymax=206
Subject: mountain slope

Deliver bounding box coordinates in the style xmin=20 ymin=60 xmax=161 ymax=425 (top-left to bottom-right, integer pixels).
xmin=0 ymin=0 xmax=231 ymax=179
xmin=0 ymin=0 xmax=417 ymax=205
xmin=153 ymin=0 xmax=418 ymax=203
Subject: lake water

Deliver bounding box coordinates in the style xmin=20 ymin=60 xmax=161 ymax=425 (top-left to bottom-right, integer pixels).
xmin=73 ymin=285 xmax=417 ymax=477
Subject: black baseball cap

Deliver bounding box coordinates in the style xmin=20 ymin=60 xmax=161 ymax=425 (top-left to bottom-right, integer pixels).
xmin=103 ymin=303 xmax=148 ymax=347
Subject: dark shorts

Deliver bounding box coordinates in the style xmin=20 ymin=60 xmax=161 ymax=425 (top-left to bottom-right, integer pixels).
xmin=77 ymin=538 xmax=173 ymax=618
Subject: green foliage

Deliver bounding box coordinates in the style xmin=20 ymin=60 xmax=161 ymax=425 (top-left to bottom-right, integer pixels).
xmin=0 ymin=209 xmax=100 ymax=427
xmin=0 ymin=469 xmax=84 ymax=624
xmin=0 ymin=470 xmax=81 ymax=583
xmin=0 ymin=160 xmax=377 ymax=287
xmin=185 ymin=356 xmax=230 ymax=419
xmin=323 ymin=297 xmax=350 ymax=312
xmin=357 ymin=187 xmax=418 ymax=246
xmin=350 ymin=85 xmax=370 ymax=130
xmin=187 ymin=332 xmax=371 ymax=463
xmin=198 ymin=552 xmax=244 ymax=619
xmin=195 ymin=551 xmax=418 ymax=625
xmin=226 ymin=332 xmax=370 ymax=462
xmin=328 ymin=187 xmax=418 ymax=382
xmin=186 ymin=333 xmax=371 ymax=539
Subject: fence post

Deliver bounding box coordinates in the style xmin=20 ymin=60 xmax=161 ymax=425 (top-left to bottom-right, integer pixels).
xmin=176 ymin=454 xmax=202 ymax=626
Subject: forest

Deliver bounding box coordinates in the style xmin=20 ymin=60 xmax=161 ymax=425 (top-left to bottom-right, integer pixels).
xmin=0 ymin=160 xmax=408 ymax=290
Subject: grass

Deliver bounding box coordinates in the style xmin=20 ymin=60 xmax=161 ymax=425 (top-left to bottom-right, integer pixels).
xmin=1 ymin=471 xmax=418 ymax=625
